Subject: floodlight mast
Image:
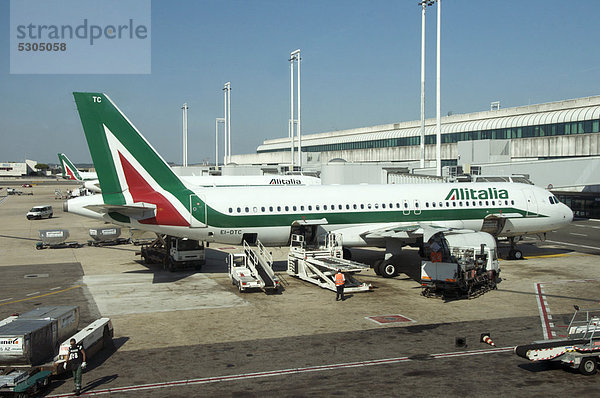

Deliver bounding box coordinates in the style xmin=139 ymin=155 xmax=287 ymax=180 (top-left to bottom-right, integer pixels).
xmin=290 ymin=49 xmax=301 ymax=171
xmin=181 ymin=103 xmax=188 ymax=167
xmin=223 ymin=82 xmax=231 ymax=165
xmin=215 ymin=117 xmax=225 ymax=170
xmin=435 ymin=0 xmax=442 ymax=176
xmin=418 ymin=0 xmax=434 ymax=169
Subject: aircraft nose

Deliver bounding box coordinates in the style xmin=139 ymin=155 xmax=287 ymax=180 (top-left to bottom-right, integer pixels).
xmin=562 ymin=204 xmax=573 ymax=223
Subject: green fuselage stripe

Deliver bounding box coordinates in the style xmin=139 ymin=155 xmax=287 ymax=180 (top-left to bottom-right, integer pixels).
xmin=204 ymin=206 xmax=545 ymax=228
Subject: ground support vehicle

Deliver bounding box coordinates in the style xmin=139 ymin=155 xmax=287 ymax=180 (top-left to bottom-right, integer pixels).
xmin=420 ymin=231 xmax=501 ymax=299
xmin=139 ymin=234 xmax=205 ymax=271
xmin=0 ymin=308 xmax=113 ymax=397
xmin=287 ymin=234 xmax=371 ymax=293
xmin=515 ymin=306 xmax=600 ymax=375
xmin=87 ymin=227 xmax=130 ymax=247
xmin=26 ymin=206 xmax=52 ymax=220
xmin=227 ymin=240 xmax=281 ymax=293
xmin=35 ymin=230 xmax=82 ymax=250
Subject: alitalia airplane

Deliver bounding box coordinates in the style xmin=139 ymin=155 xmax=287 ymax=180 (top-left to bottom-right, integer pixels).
xmin=59 ymin=153 xmax=320 ymax=194
xmin=64 ymin=92 xmax=573 ymax=277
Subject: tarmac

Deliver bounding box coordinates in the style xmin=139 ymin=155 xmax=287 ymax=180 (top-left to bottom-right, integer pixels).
xmin=1 ymin=182 xmax=600 ymax=397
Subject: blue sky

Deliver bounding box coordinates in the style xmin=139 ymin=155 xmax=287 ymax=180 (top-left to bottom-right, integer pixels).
xmin=1 ymin=0 xmax=600 ymax=165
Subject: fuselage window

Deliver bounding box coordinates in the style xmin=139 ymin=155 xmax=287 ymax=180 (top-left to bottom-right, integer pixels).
xmin=459 ymin=201 xmax=463 ymax=207
xmin=367 ymin=204 xmax=372 ymax=209
xmin=346 ymin=204 xmax=350 ymax=210
xmin=511 ymin=200 xmax=515 ymax=205
xmin=360 ymin=204 xmax=365 ymax=209
xmin=404 ymin=202 xmax=408 ymax=208
xmin=452 ymin=202 xmax=456 ymax=207
xmin=374 ymin=203 xmax=379 ymax=209
xmin=301 ymin=205 xmax=305 ymax=211
xmin=491 ymin=200 xmax=495 ymax=206
xmin=446 ymin=202 xmax=450 ymax=207
xmin=277 ymin=206 xmax=282 ymax=211
xmin=338 ymin=204 xmax=343 ymax=210
xmin=283 ymin=206 xmax=288 ymax=211
xmin=382 ymin=203 xmax=386 ymax=209
xmin=269 ymin=206 xmax=274 ymax=212
xmin=324 ymin=205 xmax=328 ymax=210
xmin=479 ymin=201 xmax=483 ymax=206
xmin=432 ymin=202 xmax=436 ymax=208
xmin=253 ymin=207 xmax=258 ymax=213
xmin=425 ymin=202 xmax=429 ymax=208
xmin=237 ymin=207 xmax=241 ymax=213
xmin=439 ymin=202 xmax=443 ymax=207
xmin=472 ymin=201 xmax=476 ymax=206
xmin=415 ymin=202 xmax=419 ymax=208
xmin=505 ymin=200 xmax=508 ymax=206
xmin=308 ymin=205 xmax=312 ymax=211
xmin=245 ymin=207 xmax=249 ymax=213
xmin=293 ymin=205 xmax=297 ymax=211
xmin=353 ymin=204 xmax=357 ymax=210
xmin=389 ymin=203 xmax=393 ymax=208
xmin=316 ymin=205 xmax=320 ymax=211
xmin=260 ymin=206 xmax=265 ymax=212
xmin=229 ymin=207 xmax=233 ymax=213
xmin=485 ymin=201 xmax=489 ymax=206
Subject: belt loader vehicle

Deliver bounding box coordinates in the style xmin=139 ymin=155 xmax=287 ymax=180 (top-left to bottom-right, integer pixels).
xmin=0 ymin=306 xmax=113 ymax=397
xmin=515 ymin=306 xmax=600 ymax=375
xmin=420 ymin=231 xmax=500 ymax=299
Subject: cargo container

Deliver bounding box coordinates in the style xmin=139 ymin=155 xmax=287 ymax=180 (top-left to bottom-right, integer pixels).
xmin=0 ymin=319 xmax=57 ymax=365
xmin=18 ymin=306 xmax=79 ymax=343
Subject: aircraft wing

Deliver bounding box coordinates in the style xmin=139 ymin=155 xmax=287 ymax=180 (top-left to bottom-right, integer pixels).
xmin=84 ymin=202 xmax=157 ymax=219
xmin=484 ymin=213 xmax=524 ymax=219
xmin=361 ymin=223 xmax=474 ymax=242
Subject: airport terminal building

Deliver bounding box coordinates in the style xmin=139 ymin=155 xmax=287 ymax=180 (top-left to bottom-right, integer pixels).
xmin=230 ymin=95 xmax=600 ymax=218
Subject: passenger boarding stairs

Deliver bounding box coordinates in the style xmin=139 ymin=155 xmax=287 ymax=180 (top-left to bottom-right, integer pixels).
xmin=287 ymin=234 xmax=371 ymax=293
xmin=241 ymin=240 xmax=281 ymax=292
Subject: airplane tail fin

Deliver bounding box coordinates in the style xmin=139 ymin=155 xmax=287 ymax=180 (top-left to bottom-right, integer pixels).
xmin=72 ymin=92 xmax=205 ymax=227
xmin=57 ymin=153 xmax=82 ymax=181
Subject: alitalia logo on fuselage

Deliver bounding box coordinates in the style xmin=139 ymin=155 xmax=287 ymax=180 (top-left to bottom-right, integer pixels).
xmin=270 ymin=178 xmax=301 ymax=185
xmin=445 ymin=187 xmax=509 ymax=201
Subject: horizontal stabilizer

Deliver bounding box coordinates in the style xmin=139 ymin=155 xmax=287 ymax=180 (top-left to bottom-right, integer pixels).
xmin=84 ymin=202 xmax=157 ymax=220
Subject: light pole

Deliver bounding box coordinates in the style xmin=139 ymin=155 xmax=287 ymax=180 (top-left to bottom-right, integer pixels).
xmin=435 ymin=0 xmax=442 ymax=176
xmin=215 ymin=117 xmax=225 ymax=170
xmin=419 ymin=1 xmax=433 ymax=169
xmin=290 ymin=49 xmax=301 ymax=171
xmin=289 ymin=55 xmax=295 ymax=169
xmin=181 ymin=103 xmax=188 ymax=167
xmin=223 ymin=82 xmax=231 ymax=165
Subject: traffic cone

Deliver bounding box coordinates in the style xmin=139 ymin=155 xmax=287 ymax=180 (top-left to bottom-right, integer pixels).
xmin=481 ymin=333 xmax=496 ymax=347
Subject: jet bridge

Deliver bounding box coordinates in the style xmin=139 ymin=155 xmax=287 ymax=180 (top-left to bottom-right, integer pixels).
xmin=287 ymin=234 xmax=371 ymax=293
xmin=227 ymin=240 xmax=281 ymax=293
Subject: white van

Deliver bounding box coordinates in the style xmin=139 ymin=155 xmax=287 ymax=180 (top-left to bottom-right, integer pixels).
xmin=26 ymin=205 xmax=53 ymax=220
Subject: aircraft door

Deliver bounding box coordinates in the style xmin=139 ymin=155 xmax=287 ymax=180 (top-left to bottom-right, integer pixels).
xmin=523 ymin=189 xmax=538 ymax=217
xmin=189 ymin=194 xmax=207 ymax=227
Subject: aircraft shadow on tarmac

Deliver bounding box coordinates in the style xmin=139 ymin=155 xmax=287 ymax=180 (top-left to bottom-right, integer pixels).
xmin=0 ymin=233 xmax=40 ymax=242
xmin=127 ymin=247 xmax=230 ymax=284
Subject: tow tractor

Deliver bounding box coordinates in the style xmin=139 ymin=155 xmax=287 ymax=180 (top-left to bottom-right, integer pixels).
xmin=287 ymin=233 xmax=371 ymax=293
xmin=227 ymin=240 xmax=281 ymax=293
xmin=420 ymin=231 xmax=501 ymax=299
xmin=515 ymin=306 xmax=600 ymax=375
xmin=0 ymin=306 xmax=113 ymax=397
xmin=139 ymin=234 xmax=205 ymax=271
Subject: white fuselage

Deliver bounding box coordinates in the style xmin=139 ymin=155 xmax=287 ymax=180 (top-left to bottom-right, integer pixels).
xmin=66 ymin=182 xmax=573 ymax=248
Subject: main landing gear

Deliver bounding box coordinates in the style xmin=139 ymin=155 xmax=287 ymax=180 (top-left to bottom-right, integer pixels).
xmin=508 ymin=236 xmax=523 ymax=260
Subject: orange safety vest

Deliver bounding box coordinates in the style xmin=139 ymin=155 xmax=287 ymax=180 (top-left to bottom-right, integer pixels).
xmin=335 ymin=272 xmax=345 ymax=286
xmin=431 ymin=251 xmax=442 ymax=263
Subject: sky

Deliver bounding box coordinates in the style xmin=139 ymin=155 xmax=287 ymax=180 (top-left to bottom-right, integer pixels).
xmin=1 ymin=0 xmax=600 ymax=165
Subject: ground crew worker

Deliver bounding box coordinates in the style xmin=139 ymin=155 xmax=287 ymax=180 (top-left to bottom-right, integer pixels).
xmin=335 ymin=269 xmax=345 ymax=301
xmin=64 ymin=338 xmax=86 ymax=396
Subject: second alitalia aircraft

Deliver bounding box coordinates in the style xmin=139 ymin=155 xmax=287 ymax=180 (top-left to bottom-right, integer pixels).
xmin=64 ymin=92 xmax=573 ymax=277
